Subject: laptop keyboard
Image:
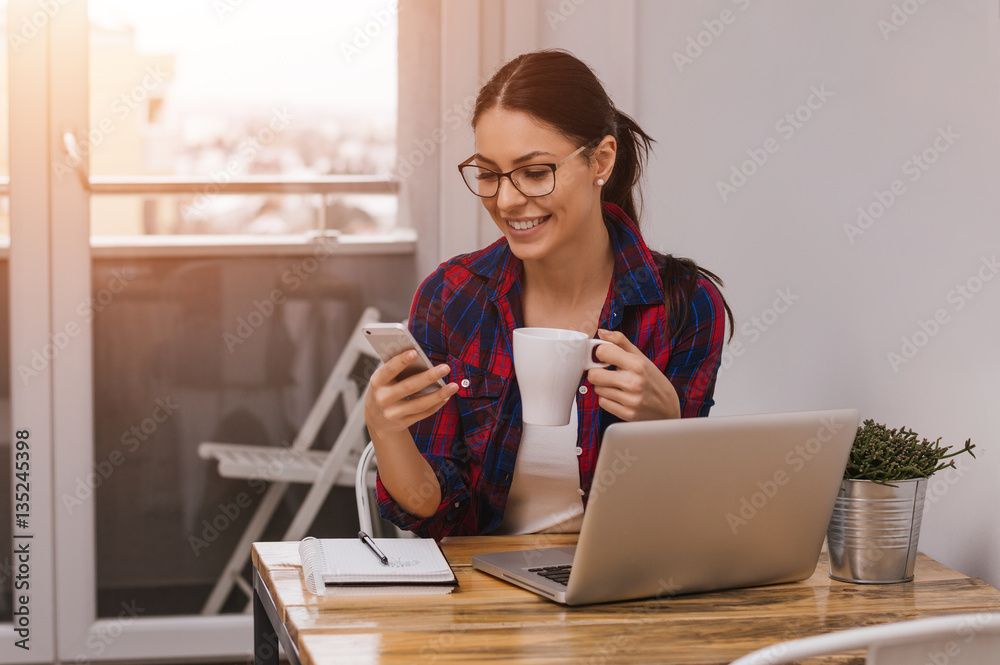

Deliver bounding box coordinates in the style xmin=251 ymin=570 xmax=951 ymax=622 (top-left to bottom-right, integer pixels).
xmin=529 ymin=564 xmax=572 ymax=586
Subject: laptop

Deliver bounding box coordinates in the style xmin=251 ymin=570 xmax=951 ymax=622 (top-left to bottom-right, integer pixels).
xmin=471 ymin=408 xmax=860 ymax=605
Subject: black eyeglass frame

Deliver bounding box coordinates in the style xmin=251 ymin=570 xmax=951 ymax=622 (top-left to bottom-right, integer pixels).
xmin=456 ymin=140 xmax=597 ymax=199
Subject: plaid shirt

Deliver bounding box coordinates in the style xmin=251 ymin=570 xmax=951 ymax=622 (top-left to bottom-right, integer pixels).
xmin=376 ymin=203 xmax=727 ymax=538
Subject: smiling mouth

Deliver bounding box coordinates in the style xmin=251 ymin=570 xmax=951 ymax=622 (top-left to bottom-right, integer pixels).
xmin=506 ymin=215 xmax=550 ymax=231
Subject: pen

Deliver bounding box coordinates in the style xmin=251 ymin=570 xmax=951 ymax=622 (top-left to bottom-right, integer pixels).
xmin=359 ymin=530 xmax=388 ymax=565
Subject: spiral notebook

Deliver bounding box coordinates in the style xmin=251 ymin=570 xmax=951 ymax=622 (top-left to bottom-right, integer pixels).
xmin=298 ymin=536 xmax=458 ymax=596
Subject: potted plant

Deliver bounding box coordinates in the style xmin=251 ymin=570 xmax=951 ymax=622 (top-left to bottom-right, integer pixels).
xmin=827 ymin=419 xmax=975 ymax=584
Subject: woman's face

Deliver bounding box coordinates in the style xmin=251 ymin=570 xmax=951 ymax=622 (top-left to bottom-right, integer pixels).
xmin=472 ymin=107 xmax=607 ymax=263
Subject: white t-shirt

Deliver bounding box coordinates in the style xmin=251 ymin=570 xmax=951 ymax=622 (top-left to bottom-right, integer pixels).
xmin=494 ymin=401 xmax=584 ymax=535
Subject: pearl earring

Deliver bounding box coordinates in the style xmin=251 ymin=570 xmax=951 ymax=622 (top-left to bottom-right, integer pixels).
xmin=596 ymin=178 xmax=605 ymax=186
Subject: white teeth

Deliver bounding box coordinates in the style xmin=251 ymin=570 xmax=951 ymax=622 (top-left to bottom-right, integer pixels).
xmin=508 ymin=217 xmax=547 ymax=230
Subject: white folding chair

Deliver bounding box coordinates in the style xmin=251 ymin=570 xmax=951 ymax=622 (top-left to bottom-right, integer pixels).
xmin=355 ymin=441 xmax=413 ymax=539
xmin=356 ymin=441 xmax=378 ymax=535
xmin=198 ymin=306 xmax=381 ymax=613
xmin=729 ymin=612 xmax=1000 ymax=664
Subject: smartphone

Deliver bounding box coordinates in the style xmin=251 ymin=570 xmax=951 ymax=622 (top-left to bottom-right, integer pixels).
xmin=362 ymin=322 xmax=447 ymax=396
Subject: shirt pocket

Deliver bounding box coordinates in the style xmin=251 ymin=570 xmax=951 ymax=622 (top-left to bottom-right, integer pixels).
xmin=448 ymin=359 xmax=507 ymax=450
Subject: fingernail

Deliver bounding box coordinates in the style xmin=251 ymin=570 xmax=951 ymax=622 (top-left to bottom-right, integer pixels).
xmin=438 ymin=364 xmax=450 ymax=376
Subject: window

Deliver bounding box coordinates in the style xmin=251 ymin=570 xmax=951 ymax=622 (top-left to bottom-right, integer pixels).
xmin=3 ymin=0 xmax=415 ymax=654
xmin=86 ymin=0 xmax=398 ymax=237
xmin=81 ymin=0 xmax=409 ymax=621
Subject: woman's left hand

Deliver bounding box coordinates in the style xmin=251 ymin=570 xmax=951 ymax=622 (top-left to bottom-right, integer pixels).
xmin=586 ymin=329 xmax=680 ymax=421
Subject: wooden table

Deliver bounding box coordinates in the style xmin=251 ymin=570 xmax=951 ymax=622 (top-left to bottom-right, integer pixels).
xmin=252 ymin=534 xmax=1000 ymax=664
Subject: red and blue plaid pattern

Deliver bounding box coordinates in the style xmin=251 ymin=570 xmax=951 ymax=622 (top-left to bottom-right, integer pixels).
xmin=376 ymin=203 xmax=728 ymax=538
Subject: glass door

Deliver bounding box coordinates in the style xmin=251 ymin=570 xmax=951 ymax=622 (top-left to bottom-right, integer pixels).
xmin=3 ymin=0 xmax=403 ymax=660
xmin=51 ymin=0 xmax=402 ymax=662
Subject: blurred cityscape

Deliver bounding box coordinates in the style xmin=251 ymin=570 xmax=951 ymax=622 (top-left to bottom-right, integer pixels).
xmin=1 ymin=1 xmax=399 ymax=237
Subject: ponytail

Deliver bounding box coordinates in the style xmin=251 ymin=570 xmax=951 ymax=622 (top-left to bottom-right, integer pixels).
xmin=598 ymin=109 xmax=654 ymax=226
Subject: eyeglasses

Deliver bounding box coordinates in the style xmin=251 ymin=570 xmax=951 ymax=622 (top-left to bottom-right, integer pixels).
xmin=457 ymin=143 xmax=591 ymax=199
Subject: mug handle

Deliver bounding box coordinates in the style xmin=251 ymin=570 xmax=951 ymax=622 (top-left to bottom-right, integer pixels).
xmin=583 ymin=338 xmax=613 ymax=370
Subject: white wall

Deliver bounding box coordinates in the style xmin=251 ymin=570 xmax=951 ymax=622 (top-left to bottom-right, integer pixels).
xmin=635 ymin=0 xmax=1000 ymax=588
xmin=457 ymin=0 xmax=1000 ymax=588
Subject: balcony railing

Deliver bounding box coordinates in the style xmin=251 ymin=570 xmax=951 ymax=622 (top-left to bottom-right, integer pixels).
xmin=87 ymin=174 xmax=398 ymax=196
xmin=4 ymin=174 xmax=400 ymax=195
xmin=0 ymin=140 xmax=411 ymax=258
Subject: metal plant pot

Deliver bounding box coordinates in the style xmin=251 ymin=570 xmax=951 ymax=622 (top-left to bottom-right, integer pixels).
xmin=827 ymin=477 xmax=927 ymax=583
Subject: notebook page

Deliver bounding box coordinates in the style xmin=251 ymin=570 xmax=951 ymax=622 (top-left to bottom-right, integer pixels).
xmin=305 ymin=537 xmax=455 ymax=585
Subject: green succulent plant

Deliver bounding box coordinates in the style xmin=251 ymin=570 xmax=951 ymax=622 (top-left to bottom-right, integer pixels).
xmin=844 ymin=419 xmax=975 ymax=486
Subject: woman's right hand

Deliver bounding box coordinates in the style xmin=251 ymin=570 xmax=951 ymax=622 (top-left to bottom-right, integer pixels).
xmin=364 ymin=350 xmax=459 ymax=437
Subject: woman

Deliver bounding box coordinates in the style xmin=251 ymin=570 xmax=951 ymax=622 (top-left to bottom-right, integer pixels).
xmin=365 ymin=50 xmax=732 ymax=539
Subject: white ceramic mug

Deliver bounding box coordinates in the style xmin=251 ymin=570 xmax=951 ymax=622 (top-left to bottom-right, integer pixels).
xmin=512 ymin=327 xmax=612 ymax=426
